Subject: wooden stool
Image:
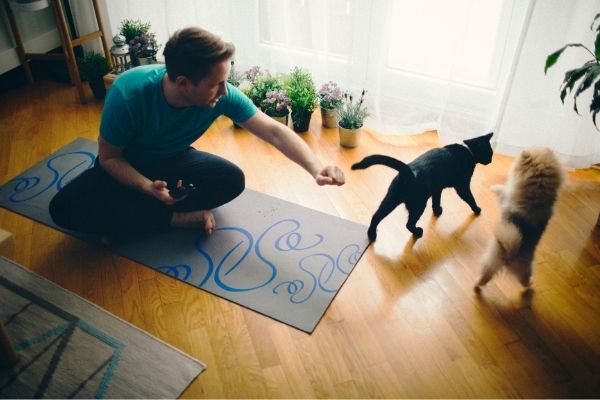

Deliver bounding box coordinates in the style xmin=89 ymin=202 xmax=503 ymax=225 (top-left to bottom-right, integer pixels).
xmin=3 ymin=0 xmax=112 ymax=103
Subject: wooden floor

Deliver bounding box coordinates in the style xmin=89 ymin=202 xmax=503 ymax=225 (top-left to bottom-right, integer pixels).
xmin=1 ymin=78 xmax=600 ymax=398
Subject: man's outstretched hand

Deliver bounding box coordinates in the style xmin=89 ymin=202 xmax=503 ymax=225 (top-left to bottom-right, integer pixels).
xmin=315 ymin=165 xmax=345 ymax=186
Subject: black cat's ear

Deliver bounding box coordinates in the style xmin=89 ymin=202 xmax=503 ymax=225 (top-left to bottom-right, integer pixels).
xmin=484 ymin=132 xmax=494 ymax=141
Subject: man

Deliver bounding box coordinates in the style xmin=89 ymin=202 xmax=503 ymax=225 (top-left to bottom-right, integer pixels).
xmin=49 ymin=27 xmax=345 ymax=243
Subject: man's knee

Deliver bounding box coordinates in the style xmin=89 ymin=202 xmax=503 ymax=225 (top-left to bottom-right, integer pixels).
xmin=48 ymin=190 xmax=73 ymax=229
xmin=229 ymin=165 xmax=245 ymax=198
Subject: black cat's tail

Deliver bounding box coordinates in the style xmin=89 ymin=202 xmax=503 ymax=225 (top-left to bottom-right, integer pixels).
xmin=351 ymin=155 xmax=411 ymax=174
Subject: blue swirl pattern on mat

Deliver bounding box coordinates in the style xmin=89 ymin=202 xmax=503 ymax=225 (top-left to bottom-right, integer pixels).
xmin=7 ymin=151 xmax=95 ymax=203
xmin=159 ymin=219 xmax=362 ymax=304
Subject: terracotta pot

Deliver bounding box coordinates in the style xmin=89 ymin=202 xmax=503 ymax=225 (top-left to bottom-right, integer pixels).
xmin=320 ymin=107 xmax=338 ymax=128
xmin=338 ymin=125 xmax=362 ymax=148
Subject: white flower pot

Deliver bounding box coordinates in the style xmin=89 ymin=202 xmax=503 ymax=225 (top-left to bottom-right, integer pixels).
xmin=338 ymin=125 xmax=361 ymax=148
xmin=321 ymin=107 xmax=338 ymax=128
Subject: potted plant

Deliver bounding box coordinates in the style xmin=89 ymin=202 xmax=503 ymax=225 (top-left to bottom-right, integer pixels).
xmin=544 ymin=13 xmax=600 ymax=128
xmin=227 ymin=60 xmax=244 ymax=88
xmin=318 ymin=81 xmax=344 ymax=128
xmin=285 ymin=67 xmax=318 ymax=132
xmin=119 ymin=19 xmax=159 ymax=65
xmin=261 ymin=89 xmax=291 ymax=126
xmin=246 ymin=70 xmax=284 ymax=108
xmin=78 ymin=51 xmax=110 ymax=99
xmin=337 ymin=89 xmax=369 ymax=148
xmin=545 ymin=13 xmax=600 ymax=226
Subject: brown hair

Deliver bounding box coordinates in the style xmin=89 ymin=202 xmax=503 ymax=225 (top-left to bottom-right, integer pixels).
xmin=163 ymin=27 xmax=235 ymax=83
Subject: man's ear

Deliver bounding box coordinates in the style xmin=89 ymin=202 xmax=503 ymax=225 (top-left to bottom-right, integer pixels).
xmin=175 ymin=75 xmax=190 ymax=89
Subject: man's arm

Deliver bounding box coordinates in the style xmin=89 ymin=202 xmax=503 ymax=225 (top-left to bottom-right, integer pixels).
xmin=97 ymin=136 xmax=178 ymax=204
xmin=240 ymin=111 xmax=345 ymax=186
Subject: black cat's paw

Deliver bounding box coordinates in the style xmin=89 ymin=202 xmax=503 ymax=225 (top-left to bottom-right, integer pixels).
xmin=472 ymin=206 xmax=481 ymax=215
xmin=433 ymin=206 xmax=443 ymax=216
xmin=409 ymin=227 xmax=423 ymax=238
xmin=367 ymin=227 xmax=377 ymax=241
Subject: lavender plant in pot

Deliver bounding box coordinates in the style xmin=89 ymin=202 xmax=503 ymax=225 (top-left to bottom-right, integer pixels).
xmin=228 ymin=60 xmax=245 ymax=128
xmin=336 ymin=89 xmax=369 ymax=148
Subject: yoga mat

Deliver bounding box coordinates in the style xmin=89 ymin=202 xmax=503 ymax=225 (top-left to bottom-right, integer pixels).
xmin=0 ymin=138 xmax=369 ymax=333
xmin=0 ymin=256 xmax=205 ymax=399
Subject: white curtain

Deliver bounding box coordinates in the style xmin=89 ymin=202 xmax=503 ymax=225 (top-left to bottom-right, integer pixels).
xmin=495 ymin=0 xmax=600 ymax=168
xmin=86 ymin=0 xmax=600 ymax=167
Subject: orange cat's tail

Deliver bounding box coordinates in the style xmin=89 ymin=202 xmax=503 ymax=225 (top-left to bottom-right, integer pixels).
xmin=351 ymin=155 xmax=412 ymax=175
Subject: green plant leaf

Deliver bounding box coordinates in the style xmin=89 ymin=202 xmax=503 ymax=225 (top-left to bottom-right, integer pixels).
xmin=575 ymin=65 xmax=600 ymax=97
xmin=590 ymin=81 xmax=600 ymax=128
xmin=592 ymin=13 xmax=600 ymax=31
xmin=545 ymin=44 xmax=587 ymax=74
xmin=559 ymin=65 xmax=590 ymax=103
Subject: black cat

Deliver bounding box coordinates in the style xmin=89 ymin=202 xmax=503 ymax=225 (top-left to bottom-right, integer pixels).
xmin=352 ymin=132 xmax=494 ymax=241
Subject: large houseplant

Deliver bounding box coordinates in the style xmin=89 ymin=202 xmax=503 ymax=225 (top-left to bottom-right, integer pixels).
xmin=337 ymin=89 xmax=369 ymax=147
xmin=285 ymin=67 xmax=318 ymax=132
xmin=78 ymin=51 xmax=110 ymax=99
xmin=545 ymin=13 xmax=600 ymax=128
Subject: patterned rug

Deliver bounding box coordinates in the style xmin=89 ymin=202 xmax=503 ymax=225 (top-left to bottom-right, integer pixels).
xmin=0 ymin=256 xmax=205 ymax=399
xmin=0 ymin=138 xmax=370 ymax=333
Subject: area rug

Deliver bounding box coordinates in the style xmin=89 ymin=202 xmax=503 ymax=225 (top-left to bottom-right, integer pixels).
xmin=0 ymin=256 xmax=205 ymax=399
xmin=0 ymin=138 xmax=369 ymax=333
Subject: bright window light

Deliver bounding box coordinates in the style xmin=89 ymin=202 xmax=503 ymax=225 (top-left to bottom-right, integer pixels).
xmin=387 ymin=0 xmax=504 ymax=87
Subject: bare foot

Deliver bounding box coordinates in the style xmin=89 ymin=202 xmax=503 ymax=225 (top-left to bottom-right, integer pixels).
xmin=171 ymin=210 xmax=215 ymax=236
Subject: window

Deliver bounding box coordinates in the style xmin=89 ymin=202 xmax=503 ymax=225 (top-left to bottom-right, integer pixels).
xmin=387 ymin=0 xmax=505 ymax=88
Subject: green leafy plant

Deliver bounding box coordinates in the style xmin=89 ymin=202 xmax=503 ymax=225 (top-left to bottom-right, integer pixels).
xmin=545 ymin=13 xmax=600 ymax=127
xmin=119 ymin=19 xmax=159 ymax=58
xmin=78 ymin=51 xmax=110 ymax=81
xmin=247 ymin=73 xmax=284 ymax=107
xmin=285 ymin=67 xmax=318 ymax=112
xmin=337 ymin=89 xmax=369 ymax=129
xmin=119 ymin=19 xmax=150 ymax=42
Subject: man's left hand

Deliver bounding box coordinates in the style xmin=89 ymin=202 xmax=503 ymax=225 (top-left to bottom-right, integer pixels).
xmin=315 ymin=165 xmax=345 ymax=186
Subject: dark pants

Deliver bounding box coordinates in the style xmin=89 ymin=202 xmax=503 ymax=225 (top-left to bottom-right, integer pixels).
xmin=49 ymin=148 xmax=245 ymax=240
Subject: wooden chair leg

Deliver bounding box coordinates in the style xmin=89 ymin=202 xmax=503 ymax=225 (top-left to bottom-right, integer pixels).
xmin=51 ymin=0 xmax=86 ymax=103
xmin=3 ymin=0 xmax=34 ymax=84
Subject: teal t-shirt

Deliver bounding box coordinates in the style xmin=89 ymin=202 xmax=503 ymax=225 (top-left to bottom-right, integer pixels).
xmin=100 ymin=64 xmax=257 ymax=163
